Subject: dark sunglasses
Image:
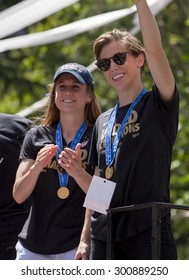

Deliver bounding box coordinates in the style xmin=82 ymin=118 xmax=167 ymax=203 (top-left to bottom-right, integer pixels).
xmin=95 ymin=51 xmax=130 ymax=71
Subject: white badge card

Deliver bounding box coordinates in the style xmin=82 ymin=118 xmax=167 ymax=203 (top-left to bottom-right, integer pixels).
xmin=83 ymin=175 xmax=116 ymax=215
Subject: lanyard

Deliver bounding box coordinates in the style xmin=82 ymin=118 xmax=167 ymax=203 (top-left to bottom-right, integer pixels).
xmin=105 ymin=88 xmax=147 ymax=166
xmin=56 ymin=121 xmax=87 ymax=186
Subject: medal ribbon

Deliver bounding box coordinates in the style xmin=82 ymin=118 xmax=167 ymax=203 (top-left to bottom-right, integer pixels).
xmin=105 ymin=88 xmax=147 ymax=166
xmin=56 ymin=121 xmax=87 ymax=187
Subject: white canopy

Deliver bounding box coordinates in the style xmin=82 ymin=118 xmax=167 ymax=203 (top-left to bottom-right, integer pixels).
xmin=0 ymin=6 xmax=136 ymax=52
xmin=0 ymin=0 xmax=173 ymax=53
xmin=0 ymin=0 xmax=79 ymax=39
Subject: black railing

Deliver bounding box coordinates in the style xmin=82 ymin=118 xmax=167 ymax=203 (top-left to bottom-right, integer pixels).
xmin=106 ymin=202 xmax=189 ymax=259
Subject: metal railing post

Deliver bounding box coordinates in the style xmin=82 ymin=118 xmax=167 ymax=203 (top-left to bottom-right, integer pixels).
xmin=106 ymin=210 xmax=114 ymax=259
xmin=151 ymin=203 xmax=161 ymax=259
xmin=106 ymin=202 xmax=189 ymax=260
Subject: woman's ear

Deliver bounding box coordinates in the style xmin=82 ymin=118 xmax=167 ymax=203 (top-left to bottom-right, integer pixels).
xmin=87 ymin=93 xmax=92 ymax=104
xmin=137 ymin=53 xmax=145 ymax=68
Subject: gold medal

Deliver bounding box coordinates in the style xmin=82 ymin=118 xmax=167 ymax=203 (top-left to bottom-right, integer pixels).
xmin=57 ymin=187 xmax=69 ymax=199
xmin=105 ymin=166 xmax=114 ymax=179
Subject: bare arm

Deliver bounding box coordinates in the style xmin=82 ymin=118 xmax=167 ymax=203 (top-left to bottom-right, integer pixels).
xmin=75 ymin=167 xmax=100 ymax=260
xmin=13 ymin=144 xmax=58 ymax=203
xmin=74 ymin=208 xmax=93 ymax=260
xmin=136 ymin=0 xmax=175 ymax=101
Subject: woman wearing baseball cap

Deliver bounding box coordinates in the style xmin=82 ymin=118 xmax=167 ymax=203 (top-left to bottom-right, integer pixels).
xmin=13 ymin=63 xmax=101 ymax=260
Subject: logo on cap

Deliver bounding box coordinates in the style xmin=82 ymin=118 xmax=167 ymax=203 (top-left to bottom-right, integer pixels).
xmin=53 ymin=63 xmax=94 ymax=91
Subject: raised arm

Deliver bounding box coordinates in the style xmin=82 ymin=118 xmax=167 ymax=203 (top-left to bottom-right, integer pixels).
xmin=135 ymin=0 xmax=175 ymax=101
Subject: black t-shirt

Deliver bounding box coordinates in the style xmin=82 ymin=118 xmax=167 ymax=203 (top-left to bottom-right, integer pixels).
xmin=89 ymin=85 xmax=179 ymax=242
xmin=0 ymin=113 xmax=32 ymax=234
xmin=18 ymin=124 xmax=94 ymax=254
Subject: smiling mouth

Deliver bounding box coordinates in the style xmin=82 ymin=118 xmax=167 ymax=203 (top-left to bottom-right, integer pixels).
xmin=113 ymin=73 xmax=125 ymax=81
xmin=63 ymin=100 xmax=75 ymax=103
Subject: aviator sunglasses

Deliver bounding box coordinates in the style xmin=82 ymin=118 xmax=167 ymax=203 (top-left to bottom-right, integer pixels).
xmin=95 ymin=51 xmax=130 ymax=71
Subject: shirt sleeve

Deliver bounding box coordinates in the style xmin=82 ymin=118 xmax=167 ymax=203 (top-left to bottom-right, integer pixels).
xmin=153 ymin=83 xmax=180 ymax=112
xmin=19 ymin=128 xmax=37 ymax=161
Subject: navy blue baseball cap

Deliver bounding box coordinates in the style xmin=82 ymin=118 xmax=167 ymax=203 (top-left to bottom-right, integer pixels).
xmin=53 ymin=63 xmax=94 ymax=91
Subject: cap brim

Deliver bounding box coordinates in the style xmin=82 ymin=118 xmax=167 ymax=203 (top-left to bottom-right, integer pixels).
xmin=54 ymin=70 xmax=86 ymax=85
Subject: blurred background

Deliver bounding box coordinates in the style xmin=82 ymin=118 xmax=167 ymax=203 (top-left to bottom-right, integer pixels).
xmin=0 ymin=0 xmax=189 ymax=259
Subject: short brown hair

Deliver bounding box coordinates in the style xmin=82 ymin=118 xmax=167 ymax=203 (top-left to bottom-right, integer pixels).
xmin=93 ymin=28 xmax=146 ymax=72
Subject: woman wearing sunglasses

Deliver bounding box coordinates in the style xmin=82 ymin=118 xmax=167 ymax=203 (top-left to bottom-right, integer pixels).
xmin=59 ymin=0 xmax=179 ymax=260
